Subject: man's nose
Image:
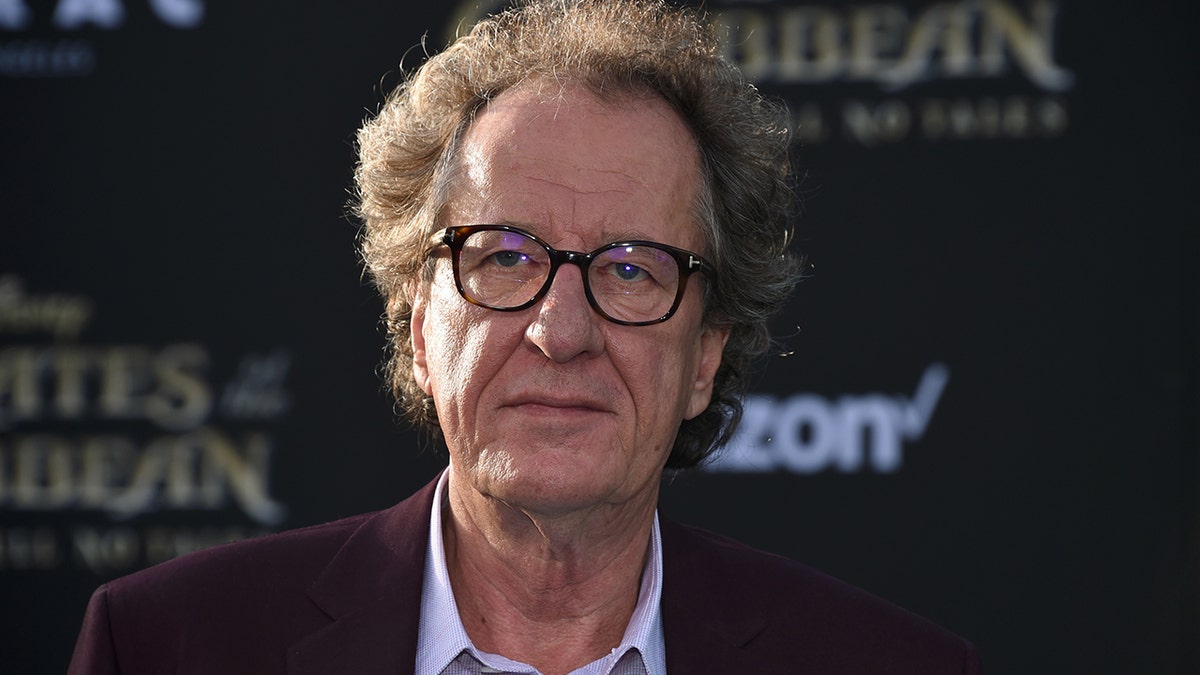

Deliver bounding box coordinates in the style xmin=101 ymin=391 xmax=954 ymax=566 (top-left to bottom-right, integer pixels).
xmin=525 ymin=263 xmax=605 ymax=362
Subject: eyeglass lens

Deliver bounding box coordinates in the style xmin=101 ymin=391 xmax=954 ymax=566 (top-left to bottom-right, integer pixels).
xmin=455 ymin=229 xmax=682 ymax=323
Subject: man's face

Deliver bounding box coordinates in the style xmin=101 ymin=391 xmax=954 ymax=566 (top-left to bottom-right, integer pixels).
xmin=412 ymin=83 xmax=728 ymax=517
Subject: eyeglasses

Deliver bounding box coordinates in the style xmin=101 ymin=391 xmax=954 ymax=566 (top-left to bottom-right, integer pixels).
xmin=434 ymin=225 xmax=717 ymax=326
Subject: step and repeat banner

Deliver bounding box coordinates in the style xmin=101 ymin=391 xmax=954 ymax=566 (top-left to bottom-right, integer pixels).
xmin=2 ymin=1 xmax=1195 ymax=673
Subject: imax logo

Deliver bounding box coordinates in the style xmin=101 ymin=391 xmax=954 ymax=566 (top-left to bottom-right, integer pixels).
xmin=707 ymin=364 xmax=949 ymax=474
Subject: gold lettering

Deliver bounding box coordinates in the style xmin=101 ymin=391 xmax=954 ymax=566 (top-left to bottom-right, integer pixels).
xmin=165 ymin=432 xmax=207 ymax=507
xmin=842 ymin=99 xmax=911 ymax=145
xmin=1036 ymin=96 xmax=1068 ymax=134
xmin=878 ymin=3 xmax=957 ymax=89
xmin=0 ymin=275 xmax=94 ymax=340
xmin=981 ymin=0 xmax=1073 ymax=90
xmin=849 ymin=5 xmax=906 ymax=78
xmin=146 ymin=343 xmax=211 ymax=430
xmin=71 ymin=526 xmax=138 ymax=574
xmin=12 ymin=434 xmax=75 ymax=507
xmin=716 ymin=9 xmax=775 ymax=82
xmin=0 ymin=528 xmax=60 ymax=570
xmin=98 ymin=347 xmax=151 ymax=418
xmin=52 ymin=347 xmax=91 ymax=418
xmin=198 ymin=430 xmax=285 ymax=525
xmin=103 ymin=435 xmax=168 ymax=518
xmin=0 ymin=348 xmax=45 ymax=429
xmin=1002 ymin=97 xmax=1032 ymax=136
xmin=79 ymin=435 xmax=136 ymax=506
xmin=1 ymin=429 xmax=284 ymax=523
xmin=793 ymin=103 xmax=827 ymax=144
xmin=920 ymin=95 xmax=1068 ymax=140
xmin=947 ymin=97 xmax=999 ymax=137
xmin=939 ymin=3 xmax=975 ymax=76
xmin=778 ymin=7 xmax=843 ymax=82
xmin=715 ymin=1 xmax=1072 ymax=92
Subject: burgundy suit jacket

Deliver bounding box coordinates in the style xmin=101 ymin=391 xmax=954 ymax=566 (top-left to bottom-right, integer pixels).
xmin=69 ymin=478 xmax=982 ymax=674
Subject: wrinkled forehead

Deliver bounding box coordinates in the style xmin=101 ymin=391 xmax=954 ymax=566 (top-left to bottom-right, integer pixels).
xmin=444 ymin=80 xmax=706 ymax=245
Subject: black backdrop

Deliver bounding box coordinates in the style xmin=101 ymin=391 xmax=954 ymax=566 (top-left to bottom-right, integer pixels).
xmin=1 ymin=1 xmax=1196 ymax=673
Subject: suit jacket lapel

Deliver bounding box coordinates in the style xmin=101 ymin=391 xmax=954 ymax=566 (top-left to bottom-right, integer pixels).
xmin=287 ymin=478 xmax=439 ymax=675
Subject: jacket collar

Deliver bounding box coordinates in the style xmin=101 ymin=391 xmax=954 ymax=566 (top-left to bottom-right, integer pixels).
xmin=286 ymin=478 xmax=439 ymax=675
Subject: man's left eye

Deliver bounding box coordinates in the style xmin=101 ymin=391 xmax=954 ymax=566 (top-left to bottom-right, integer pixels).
xmin=490 ymin=251 xmax=528 ymax=267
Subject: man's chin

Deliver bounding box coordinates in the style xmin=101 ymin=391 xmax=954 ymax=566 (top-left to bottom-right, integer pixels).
xmin=473 ymin=457 xmax=626 ymax=516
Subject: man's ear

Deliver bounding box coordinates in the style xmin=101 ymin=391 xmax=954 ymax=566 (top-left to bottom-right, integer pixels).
xmin=685 ymin=325 xmax=730 ymax=420
xmin=406 ymin=286 xmax=433 ymax=396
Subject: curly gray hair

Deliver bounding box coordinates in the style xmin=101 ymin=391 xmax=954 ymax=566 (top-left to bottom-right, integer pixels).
xmin=355 ymin=0 xmax=799 ymax=468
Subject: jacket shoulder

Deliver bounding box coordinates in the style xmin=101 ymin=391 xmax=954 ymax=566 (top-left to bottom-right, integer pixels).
xmin=109 ymin=511 xmax=373 ymax=605
xmin=70 ymin=477 xmax=440 ymax=675
xmin=661 ymin=520 xmax=982 ymax=674
xmin=81 ymin=513 xmax=375 ymax=674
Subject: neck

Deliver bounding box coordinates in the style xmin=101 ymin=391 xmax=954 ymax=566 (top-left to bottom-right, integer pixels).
xmin=443 ymin=471 xmax=657 ymax=675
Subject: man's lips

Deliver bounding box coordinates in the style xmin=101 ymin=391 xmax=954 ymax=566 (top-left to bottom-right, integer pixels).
xmin=503 ymin=394 xmax=613 ymax=414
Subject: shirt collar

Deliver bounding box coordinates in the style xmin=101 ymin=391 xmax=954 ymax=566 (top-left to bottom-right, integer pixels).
xmin=415 ymin=468 xmax=666 ymax=675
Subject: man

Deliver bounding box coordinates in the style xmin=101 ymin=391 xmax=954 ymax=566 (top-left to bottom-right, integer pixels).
xmin=70 ymin=1 xmax=982 ymax=673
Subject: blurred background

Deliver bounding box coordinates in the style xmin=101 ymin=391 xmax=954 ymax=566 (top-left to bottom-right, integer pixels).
xmin=1 ymin=1 xmax=1195 ymax=672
